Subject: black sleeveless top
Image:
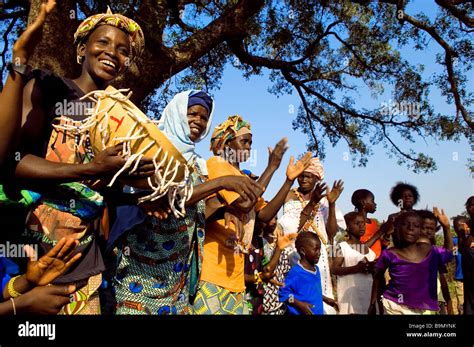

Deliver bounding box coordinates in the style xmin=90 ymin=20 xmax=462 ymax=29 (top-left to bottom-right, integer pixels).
xmin=22 ymin=69 xmax=106 ymax=284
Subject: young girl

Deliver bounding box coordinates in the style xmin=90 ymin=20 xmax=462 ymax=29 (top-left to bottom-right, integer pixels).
xmin=388 ymin=182 xmax=420 ymax=221
xmin=332 ymin=212 xmax=376 ymax=314
xmin=351 ymin=189 xmax=392 ymax=258
xmin=369 ymin=211 xmax=453 ymax=314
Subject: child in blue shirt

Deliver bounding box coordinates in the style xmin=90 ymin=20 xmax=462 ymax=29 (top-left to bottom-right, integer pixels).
xmin=279 ymin=231 xmax=338 ymax=314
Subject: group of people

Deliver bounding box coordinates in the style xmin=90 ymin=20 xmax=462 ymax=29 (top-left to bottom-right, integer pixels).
xmin=0 ymin=2 xmax=472 ymax=316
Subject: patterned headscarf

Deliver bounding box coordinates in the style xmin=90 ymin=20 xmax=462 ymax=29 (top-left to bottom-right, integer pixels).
xmin=304 ymin=157 xmax=324 ymax=180
xmin=210 ymin=115 xmax=251 ymax=155
xmin=74 ymin=7 xmax=145 ymax=61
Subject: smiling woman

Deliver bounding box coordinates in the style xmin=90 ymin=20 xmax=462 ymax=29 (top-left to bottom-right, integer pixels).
xmin=1 ymin=7 xmax=149 ymax=315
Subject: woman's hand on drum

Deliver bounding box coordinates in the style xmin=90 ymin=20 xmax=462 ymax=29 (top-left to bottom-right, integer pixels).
xmin=123 ymin=157 xmax=155 ymax=179
xmin=90 ymin=144 xmax=127 ymax=177
xmin=12 ymin=0 xmax=57 ymax=64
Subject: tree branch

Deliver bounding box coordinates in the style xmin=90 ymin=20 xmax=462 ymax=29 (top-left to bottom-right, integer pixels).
xmin=402 ymin=13 xmax=473 ymax=129
xmin=0 ymin=16 xmax=19 ymax=91
xmin=120 ymin=0 xmax=266 ymax=102
xmin=281 ymin=69 xmax=429 ymax=166
xmin=170 ymin=0 xmax=265 ymax=71
xmin=0 ymin=10 xmax=27 ymax=20
xmin=226 ymin=39 xmax=300 ymax=73
xmin=76 ymin=0 xmax=93 ymax=17
xmin=435 ymin=0 xmax=474 ymax=28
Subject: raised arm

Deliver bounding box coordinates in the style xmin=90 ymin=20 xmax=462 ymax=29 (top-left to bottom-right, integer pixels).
xmin=433 ymin=207 xmax=453 ymax=251
xmin=325 ymin=180 xmax=344 ymax=243
xmin=258 ymin=153 xmax=311 ymax=222
xmin=0 ymin=0 xmax=56 ymax=166
xmin=256 ymin=138 xmax=288 ymax=190
xmin=263 ymin=231 xmax=297 ymax=277
xmin=363 ymin=219 xmax=394 ymax=248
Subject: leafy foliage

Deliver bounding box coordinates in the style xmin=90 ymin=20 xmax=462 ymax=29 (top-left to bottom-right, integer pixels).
xmin=1 ymin=0 xmax=472 ymax=172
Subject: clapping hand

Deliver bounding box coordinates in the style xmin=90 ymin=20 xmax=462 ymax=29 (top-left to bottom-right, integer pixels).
xmin=326 ymin=180 xmax=344 ymax=204
xmin=267 ymin=138 xmax=289 ymax=170
xmin=286 ymin=152 xmax=312 ymax=181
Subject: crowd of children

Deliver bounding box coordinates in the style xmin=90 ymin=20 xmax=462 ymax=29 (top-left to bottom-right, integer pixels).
xmin=0 ymin=1 xmax=472 ymax=316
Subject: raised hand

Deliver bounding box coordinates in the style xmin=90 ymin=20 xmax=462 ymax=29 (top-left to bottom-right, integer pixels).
xmin=267 ymin=137 xmax=289 ymax=170
xmin=326 ymin=180 xmax=344 ymax=204
xmin=310 ymin=182 xmax=327 ymax=205
xmin=25 ymin=237 xmax=81 ymax=286
xmin=286 ymin=152 xmax=312 ymax=181
xmin=433 ymin=207 xmax=450 ymax=229
xmin=379 ymin=218 xmax=395 ymax=237
xmin=90 ymin=144 xmax=127 ymax=177
xmin=12 ymin=0 xmax=57 ymax=63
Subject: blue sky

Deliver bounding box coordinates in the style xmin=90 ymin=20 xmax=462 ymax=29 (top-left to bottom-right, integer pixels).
xmin=194 ymin=65 xmax=472 ymax=222
xmin=192 ymin=2 xmax=473 ymax=222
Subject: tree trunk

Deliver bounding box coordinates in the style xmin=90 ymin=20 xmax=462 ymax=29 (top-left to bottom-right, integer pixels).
xmin=28 ymin=0 xmax=81 ymax=79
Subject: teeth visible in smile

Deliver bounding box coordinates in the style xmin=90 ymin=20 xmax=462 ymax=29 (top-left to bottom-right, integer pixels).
xmin=100 ymin=60 xmax=116 ymax=69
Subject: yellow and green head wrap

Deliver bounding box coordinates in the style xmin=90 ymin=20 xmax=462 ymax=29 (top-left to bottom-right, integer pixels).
xmin=210 ymin=115 xmax=252 ymax=155
xmin=74 ymin=7 xmax=145 ymax=61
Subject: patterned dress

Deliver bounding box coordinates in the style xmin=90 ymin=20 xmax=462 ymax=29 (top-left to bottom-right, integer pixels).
xmin=262 ymin=243 xmax=291 ymax=315
xmin=244 ymin=236 xmax=265 ymax=315
xmin=114 ymin=172 xmax=205 ymax=315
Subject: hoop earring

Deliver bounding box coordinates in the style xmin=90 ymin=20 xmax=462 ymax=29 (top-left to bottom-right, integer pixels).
xmin=77 ymin=55 xmax=84 ymax=65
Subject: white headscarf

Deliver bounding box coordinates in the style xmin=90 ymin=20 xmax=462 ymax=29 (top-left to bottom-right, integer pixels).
xmin=158 ymin=90 xmax=214 ymax=175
